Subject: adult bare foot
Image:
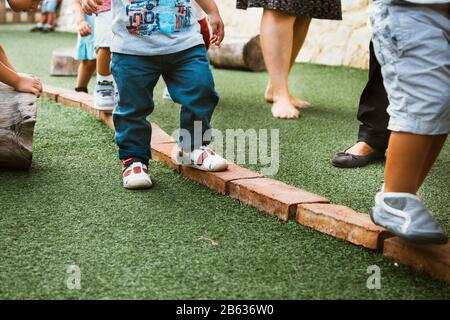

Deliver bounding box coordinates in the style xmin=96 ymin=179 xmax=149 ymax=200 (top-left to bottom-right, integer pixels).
xmin=271 ymin=99 xmax=300 ymax=119
xmin=14 ymin=75 xmax=42 ymax=97
xmin=265 ymin=85 xmax=310 ymax=109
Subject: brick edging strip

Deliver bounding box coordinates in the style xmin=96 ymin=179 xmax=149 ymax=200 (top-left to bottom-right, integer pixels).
xmin=42 ymin=85 xmax=449 ymax=284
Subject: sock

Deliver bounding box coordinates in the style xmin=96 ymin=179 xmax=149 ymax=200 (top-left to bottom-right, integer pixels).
xmin=97 ymin=74 xmax=113 ymax=85
xmin=37 ymin=22 xmax=43 ymax=28
xmin=75 ymin=87 xmax=88 ymax=93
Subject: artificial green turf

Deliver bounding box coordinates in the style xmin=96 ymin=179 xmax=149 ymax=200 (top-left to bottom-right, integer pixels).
xmin=0 ymin=25 xmax=449 ymax=299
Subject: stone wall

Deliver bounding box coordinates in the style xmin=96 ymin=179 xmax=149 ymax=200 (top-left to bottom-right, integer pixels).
xmin=56 ymin=0 xmax=371 ymax=69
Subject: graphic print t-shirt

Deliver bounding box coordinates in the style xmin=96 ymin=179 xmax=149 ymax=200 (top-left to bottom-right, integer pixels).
xmin=112 ymin=0 xmax=204 ymax=56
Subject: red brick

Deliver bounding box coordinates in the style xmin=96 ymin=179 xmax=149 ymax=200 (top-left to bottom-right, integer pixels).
xmin=228 ymin=178 xmax=329 ymax=221
xmin=383 ymin=237 xmax=450 ymax=284
xmin=42 ymin=85 xmax=64 ymax=101
xmin=56 ymin=91 xmax=83 ymax=109
xmin=180 ymin=164 xmax=263 ymax=194
xmin=151 ymin=123 xmax=175 ymax=145
xmin=296 ymin=203 xmax=390 ymax=250
xmin=76 ymin=92 xmax=94 ymax=111
xmin=151 ymin=142 xmax=180 ymax=172
xmin=100 ymin=112 xmax=114 ymax=131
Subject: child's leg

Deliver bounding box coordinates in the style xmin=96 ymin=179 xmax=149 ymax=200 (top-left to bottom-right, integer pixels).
xmin=163 ymin=45 xmax=218 ymax=152
xmin=41 ymin=13 xmax=48 ymax=24
xmin=93 ymin=47 xmax=114 ymax=110
xmin=111 ymin=53 xmax=161 ymax=162
xmin=96 ymin=47 xmax=111 ymax=77
xmin=384 ymin=132 xmax=433 ymax=194
xmin=163 ymin=45 xmax=228 ymax=172
xmin=92 ymin=10 xmax=115 ymax=110
xmin=30 ymin=12 xmax=46 ymax=31
xmin=45 ymin=12 xmax=56 ymax=30
xmin=369 ymin=1 xmax=449 ymax=243
xmin=76 ymin=59 xmax=96 ymax=92
xmin=416 ymin=134 xmax=448 ymax=189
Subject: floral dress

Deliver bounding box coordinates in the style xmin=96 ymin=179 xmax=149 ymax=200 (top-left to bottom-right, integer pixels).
xmin=236 ymin=0 xmax=342 ymax=20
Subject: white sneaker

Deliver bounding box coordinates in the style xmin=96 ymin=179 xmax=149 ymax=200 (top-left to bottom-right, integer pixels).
xmin=162 ymin=86 xmax=174 ymax=102
xmin=122 ymin=161 xmax=153 ymax=190
xmin=173 ymin=146 xmax=228 ymax=172
xmin=94 ymin=81 xmax=115 ymax=112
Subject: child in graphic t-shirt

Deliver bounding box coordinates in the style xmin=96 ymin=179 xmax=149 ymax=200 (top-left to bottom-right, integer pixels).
xmin=81 ymin=0 xmax=228 ymax=189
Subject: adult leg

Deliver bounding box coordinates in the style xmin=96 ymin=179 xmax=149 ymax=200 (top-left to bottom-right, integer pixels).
xmin=265 ymin=17 xmax=311 ymax=109
xmin=331 ymin=41 xmax=389 ymax=168
xmin=260 ymin=9 xmax=299 ymax=119
xmin=354 ymin=41 xmax=390 ymax=154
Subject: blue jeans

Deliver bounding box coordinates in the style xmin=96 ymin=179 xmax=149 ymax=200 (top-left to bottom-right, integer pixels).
xmin=111 ymin=45 xmax=219 ymax=161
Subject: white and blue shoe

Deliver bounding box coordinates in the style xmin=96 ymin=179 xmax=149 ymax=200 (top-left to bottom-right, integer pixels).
xmin=94 ymin=80 xmax=115 ymax=112
xmin=370 ymin=191 xmax=448 ymax=244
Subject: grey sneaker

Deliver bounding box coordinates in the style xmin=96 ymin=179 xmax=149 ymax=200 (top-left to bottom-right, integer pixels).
xmin=94 ymin=81 xmax=115 ymax=112
xmin=370 ymin=192 xmax=448 ymax=244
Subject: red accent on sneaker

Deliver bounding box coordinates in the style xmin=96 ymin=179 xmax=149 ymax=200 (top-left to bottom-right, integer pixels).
xmin=122 ymin=158 xmax=134 ymax=167
xmin=133 ymin=166 xmax=142 ymax=174
xmin=124 ymin=169 xmax=132 ymax=177
xmin=196 ymin=150 xmax=209 ymax=166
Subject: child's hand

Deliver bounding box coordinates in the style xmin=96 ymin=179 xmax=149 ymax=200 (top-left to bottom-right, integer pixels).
xmin=77 ymin=20 xmax=92 ymax=37
xmin=14 ymin=75 xmax=42 ymax=98
xmin=81 ymin=0 xmax=102 ymax=15
xmin=208 ymin=13 xmax=224 ymax=47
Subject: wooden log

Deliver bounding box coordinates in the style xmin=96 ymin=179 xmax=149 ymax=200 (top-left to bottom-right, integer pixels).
xmin=50 ymin=48 xmax=80 ymax=76
xmin=0 ymin=81 xmax=37 ymax=169
xmin=207 ymin=35 xmax=266 ymax=72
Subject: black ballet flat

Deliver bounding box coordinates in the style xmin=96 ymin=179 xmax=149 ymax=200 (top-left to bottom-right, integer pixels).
xmin=331 ymin=148 xmax=385 ymax=168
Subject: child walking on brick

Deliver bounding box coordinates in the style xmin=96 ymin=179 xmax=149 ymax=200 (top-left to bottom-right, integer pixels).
xmin=81 ymin=0 xmax=228 ymax=189
xmin=369 ymin=0 xmax=449 ymax=244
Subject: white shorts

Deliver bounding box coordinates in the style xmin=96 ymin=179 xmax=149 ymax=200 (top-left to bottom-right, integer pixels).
xmin=94 ymin=10 xmax=113 ymax=50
